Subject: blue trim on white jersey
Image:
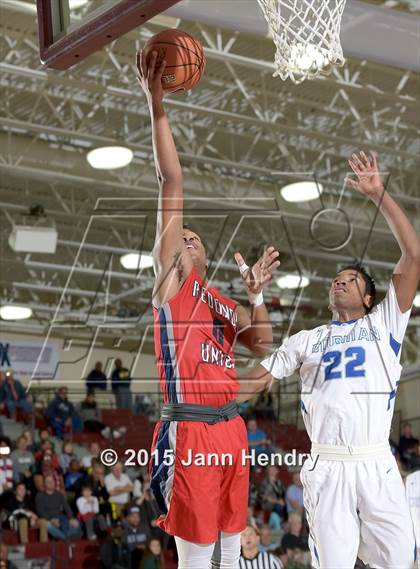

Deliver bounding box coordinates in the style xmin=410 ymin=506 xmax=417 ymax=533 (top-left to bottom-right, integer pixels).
xmin=301 ymin=399 xmax=308 ymax=414
xmin=389 ymin=333 xmax=402 ymax=356
xmin=330 ymin=318 xmax=358 ymax=326
xmin=387 ymin=380 xmax=400 ymax=411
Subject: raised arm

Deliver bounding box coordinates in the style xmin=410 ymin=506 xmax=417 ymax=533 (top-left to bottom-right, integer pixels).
xmin=137 ymin=50 xmax=193 ymax=307
xmin=348 ymin=152 xmax=420 ymax=312
xmin=234 ymin=246 xmax=280 ymax=355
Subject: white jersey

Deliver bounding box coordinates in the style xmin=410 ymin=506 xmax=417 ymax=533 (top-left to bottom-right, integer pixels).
xmin=406 ymin=470 xmax=420 ymax=557
xmin=261 ymin=280 xmax=411 ymax=446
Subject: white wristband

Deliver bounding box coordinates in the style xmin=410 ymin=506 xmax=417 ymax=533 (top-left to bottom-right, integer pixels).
xmin=247 ymin=290 xmax=264 ymax=307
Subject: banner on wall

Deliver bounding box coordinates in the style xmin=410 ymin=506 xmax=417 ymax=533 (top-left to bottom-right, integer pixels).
xmin=0 ymin=338 xmax=60 ymax=379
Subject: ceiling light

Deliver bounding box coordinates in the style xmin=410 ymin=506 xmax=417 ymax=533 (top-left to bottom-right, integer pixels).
xmin=69 ymin=0 xmax=88 ymax=9
xmin=280 ymin=181 xmax=323 ymax=203
xmin=120 ymin=253 xmax=154 ymax=270
xmin=413 ymin=293 xmax=420 ymax=308
xmin=0 ymin=305 xmax=33 ymax=320
xmin=87 ymin=146 xmax=133 ymax=170
xmin=276 ymin=274 xmax=310 ymax=289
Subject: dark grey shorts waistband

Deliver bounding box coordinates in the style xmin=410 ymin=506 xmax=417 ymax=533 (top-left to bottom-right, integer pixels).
xmin=160 ymin=400 xmax=238 ymax=425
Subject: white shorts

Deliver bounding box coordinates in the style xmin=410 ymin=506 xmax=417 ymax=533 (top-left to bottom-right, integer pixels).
xmin=301 ymin=446 xmax=416 ymax=569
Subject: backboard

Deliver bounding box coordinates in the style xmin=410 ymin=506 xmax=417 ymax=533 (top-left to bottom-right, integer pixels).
xmin=36 ymin=0 xmax=183 ymax=70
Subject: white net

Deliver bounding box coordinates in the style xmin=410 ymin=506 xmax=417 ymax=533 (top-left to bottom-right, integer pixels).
xmin=258 ymin=0 xmax=347 ymax=83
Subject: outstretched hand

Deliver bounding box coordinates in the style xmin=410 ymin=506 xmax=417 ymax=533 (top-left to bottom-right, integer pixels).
xmin=234 ymin=246 xmax=280 ymax=295
xmin=136 ymin=49 xmax=166 ymax=103
xmin=347 ymin=151 xmax=384 ymax=199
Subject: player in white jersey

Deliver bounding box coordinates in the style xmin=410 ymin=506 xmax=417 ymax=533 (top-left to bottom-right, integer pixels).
xmin=238 ymin=151 xmax=420 ymax=568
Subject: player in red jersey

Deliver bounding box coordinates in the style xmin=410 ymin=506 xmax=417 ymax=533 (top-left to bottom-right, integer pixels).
xmin=137 ymin=51 xmax=280 ymax=568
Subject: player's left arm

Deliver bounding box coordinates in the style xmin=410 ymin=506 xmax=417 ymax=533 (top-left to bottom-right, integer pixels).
xmin=348 ymin=151 xmax=420 ymax=312
xmin=234 ymin=246 xmax=280 ymax=355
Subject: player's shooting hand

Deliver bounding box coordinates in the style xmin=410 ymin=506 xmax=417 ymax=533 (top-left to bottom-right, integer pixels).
xmin=234 ymin=246 xmax=280 ymax=294
xmin=136 ymin=49 xmax=166 ymax=103
xmin=347 ymin=151 xmax=384 ymax=199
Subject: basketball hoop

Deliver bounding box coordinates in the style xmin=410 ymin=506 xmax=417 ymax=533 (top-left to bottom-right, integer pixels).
xmin=257 ymin=0 xmax=347 ymax=83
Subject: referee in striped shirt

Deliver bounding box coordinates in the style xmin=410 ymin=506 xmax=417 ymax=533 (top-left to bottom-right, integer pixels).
xmin=239 ymin=526 xmax=283 ymax=569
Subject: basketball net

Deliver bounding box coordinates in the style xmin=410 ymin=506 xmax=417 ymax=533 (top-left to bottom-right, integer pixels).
xmin=257 ymin=0 xmax=347 ymax=83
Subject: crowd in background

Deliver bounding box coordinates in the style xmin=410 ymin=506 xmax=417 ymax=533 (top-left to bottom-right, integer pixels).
xmin=0 ymin=365 xmax=419 ymax=569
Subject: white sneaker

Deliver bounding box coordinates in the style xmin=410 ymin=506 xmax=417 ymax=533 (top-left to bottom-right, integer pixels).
xmin=101 ymin=427 xmax=111 ymax=438
xmin=118 ymin=426 xmax=127 ymax=435
xmin=112 ymin=429 xmax=122 ymax=439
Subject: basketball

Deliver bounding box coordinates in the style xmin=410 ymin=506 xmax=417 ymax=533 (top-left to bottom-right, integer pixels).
xmin=144 ymin=29 xmax=206 ymax=93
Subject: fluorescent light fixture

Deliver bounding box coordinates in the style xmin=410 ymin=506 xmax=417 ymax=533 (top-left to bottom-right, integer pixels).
xmin=0 ymin=305 xmax=33 ymax=320
xmin=413 ymin=293 xmax=420 ymax=308
xmin=276 ymin=274 xmax=310 ymax=289
xmin=280 ymin=181 xmax=323 ymax=203
xmin=120 ymin=253 xmax=154 ymax=270
xmin=69 ymin=0 xmax=88 ymax=8
xmin=87 ymin=146 xmax=133 ymax=170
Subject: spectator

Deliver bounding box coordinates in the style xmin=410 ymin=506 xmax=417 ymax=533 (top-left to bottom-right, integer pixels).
xmin=100 ymin=520 xmax=130 ymax=569
xmin=21 ymin=429 xmax=35 ymax=452
xmin=111 ymin=359 xmax=132 ymax=410
xmin=246 ymin=506 xmax=258 ymax=529
xmin=35 ymin=474 xmax=81 ymax=540
xmin=239 ymin=526 xmax=283 ymax=568
xmin=285 ymin=472 xmax=304 ymax=514
xmin=405 ymin=442 xmax=420 ymax=473
xmin=81 ymin=441 xmax=102 ymax=470
xmin=64 ymin=458 xmax=85 ymax=492
xmin=79 ymin=392 xmax=126 ymax=439
xmin=4 ymin=481 xmax=48 ymax=543
xmin=33 ymin=428 xmax=54 ymax=454
xmin=0 ymin=543 xmax=18 ymax=569
xmin=76 ymin=484 xmax=107 ymax=540
xmin=134 ymin=473 xmax=168 ymax=547
xmin=134 ymin=394 xmax=155 ymax=418
xmin=59 ymin=441 xmax=77 ymax=472
xmin=11 ymin=435 xmax=35 ymax=483
xmin=122 ymin=505 xmax=151 ymax=569
xmin=0 ymin=369 xmax=32 ymax=419
xmin=105 ymin=462 xmax=133 ymax=518
xmin=281 ymin=512 xmax=308 ymax=552
xmin=274 ymin=546 xmax=307 ymax=569
xmin=259 ymin=465 xmax=287 ymax=528
xmin=259 ymin=525 xmax=279 ymax=553
xmin=247 ymin=418 xmax=271 ymax=458
xmin=0 ymin=436 xmax=13 ymax=495
xmin=86 ymin=361 xmax=107 ymax=392
xmin=255 ymin=391 xmax=276 ymax=420
xmin=139 ymin=538 xmax=166 ymax=569
xmin=35 ymin=446 xmax=64 ymax=493
xmin=399 ymin=424 xmax=419 ymax=464
xmin=79 ymin=461 xmax=112 ymax=520
xmin=46 ymin=387 xmax=80 ymax=439
xmin=0 ymin=370 xmax=5 ymax=413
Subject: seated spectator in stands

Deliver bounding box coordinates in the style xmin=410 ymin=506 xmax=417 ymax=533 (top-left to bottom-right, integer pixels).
xmin=254 ymin=391 xmax=275 ymax=420
xmin=86 ymin=361 xmax=107 ymax=392
xmin=105 ymin=461 xmax=133 ymax=518
xmin=64 ymin=458 xmax=85 ymax=492
xmin=139 ymin=538 xmax=165 ymax=569
xmin=11 ymin=435 xmax=35 ymax=483
xmin=111 ymin=358 xmax=132 ymax=410
xmin=79 ymin=391 xmax=126 ymax=439
xmin=33 ymin=428 xmax=54 ymax=453
xmin=59 ymin=441 xmax=77 ymax=472
xmin=285 ymin=473 xmax=304 ymax=515
xmin=247 ymin=418 xmax=272 ymax=458
xmin=100 ymin=520 xmax=130 ymax=569
xmin=46 ymin=386 xmax=81 ymax=439
xmin=405 ymin=442 xmax=420 ymax=473
xmin=81 ymin=461 xmax=112 ymax=520
xmin=0 ymin=370 xmax=5 ymax=413
xmin=399 ymin=423 xmax=419 ymax=464
xmin=76 ymin=484 xmax=107 ymax=540
xmin=246 ymin=506 xmax=258 ymax=529
xmin=259 ymin=465 xmax=287 ymax=529
xmin=33 ymin=444 xmax=64 ymax=494
xmin=0 ymin=369 xmax=32 ymax=419
xmin=281 ymin=511 xmax=308 ymax=552
xmin=274 ymin=546 xmax=307 ymax=569
xmin=240 ymin=526 xmax=282 ymax=569
xmin=133 ymin=394 xmax=155 ymax=418
xmin=81 ymin=441 xmax=102 ymax=470
xmin=0 ymin=436 xmax=13 ymax=495
xmin=4 ymin=481 xmax=48 ymax=543
xmin=35 ymin=474 xmax=81 ymax=540
xmin=123 ymin=505 xmax=151 ymax=569
xmin=0 ymin=543 xmax=18 ymax=569
xmin=259 ymin=525 xmax=279 ymax=553
xmin=134 ymin=472 xmax=168 ymax=547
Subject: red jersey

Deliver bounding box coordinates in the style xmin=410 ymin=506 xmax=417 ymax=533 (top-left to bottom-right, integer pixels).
xmin=153 ymin=267 xmax=239 ymax=407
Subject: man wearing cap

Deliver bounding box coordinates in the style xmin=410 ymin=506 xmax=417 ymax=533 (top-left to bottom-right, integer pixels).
xmin=123 ymin=505 xmax=151 ymax=569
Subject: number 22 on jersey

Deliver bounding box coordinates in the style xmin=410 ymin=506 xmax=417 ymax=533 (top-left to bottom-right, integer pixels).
xmin=322 ymin=347 xmax=366 ymax=380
